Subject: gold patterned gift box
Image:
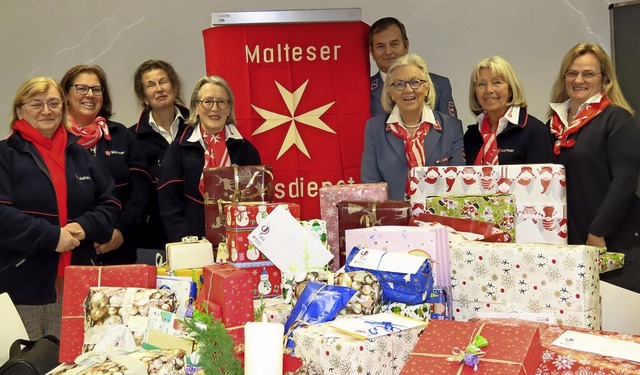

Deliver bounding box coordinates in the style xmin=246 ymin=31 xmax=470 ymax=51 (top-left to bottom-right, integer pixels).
xmin=450 ymin=241 xmax=602 ymax=330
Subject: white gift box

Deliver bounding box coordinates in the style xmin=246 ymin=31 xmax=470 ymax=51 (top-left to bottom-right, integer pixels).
xmin=449 ymin=241 xmax=601 ymax=330
xmin=409 ymin=164 xmax=567 ymax=244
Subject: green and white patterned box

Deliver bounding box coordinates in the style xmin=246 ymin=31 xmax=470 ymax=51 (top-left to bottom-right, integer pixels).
xmin=598 ymin=252 xmax=625 ymax=274
xmin=424 ymin=194 xmax=516 ymax=242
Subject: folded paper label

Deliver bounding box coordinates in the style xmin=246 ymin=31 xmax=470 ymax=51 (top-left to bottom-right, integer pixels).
xmin=347 ymin=248 xmax=422 ymax=274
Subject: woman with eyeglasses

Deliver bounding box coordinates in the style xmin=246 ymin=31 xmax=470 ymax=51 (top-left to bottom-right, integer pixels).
xmin=60 ymin=65 xmax=152 ymax=265
xmin=0 ymin=77 xmax=120 ymax=339
xmin=548 ymin=43 xmax=640 ymax=292
xmin=361 ymin=53 xmax=464 ymax=200
xmin=130 ymin=60 xmax=190 ymax=251
xmin=464 ymin=56 xmax=554 ymax=165
xmin=157 ymin=75 xmax=261 ymax=242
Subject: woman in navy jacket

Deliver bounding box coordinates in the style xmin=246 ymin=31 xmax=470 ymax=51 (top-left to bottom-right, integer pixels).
xmin=464 ymin=56 xmax=554 ymax=165
xmin=361 ymin=54 xmax=464 ymax=201
xmin=158 ymin=76 xmax=261 ymax=242
xmin=130 ymin=60 xmax=189 ymax=250
xmin=0 ymin=77 xmax=120 ymax=339
xmin=60 ymin=65 xmax=151 ymax=264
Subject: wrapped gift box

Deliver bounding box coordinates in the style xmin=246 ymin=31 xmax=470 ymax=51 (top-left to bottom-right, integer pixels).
xmin=225 ymin=202 xmax=300 ymax=263
xmin=345 ymin=225 xmax=450 ymax=287
xmin=381 ymin=286 xmax=452 ymax=321
xmin=229 ymin=260 xmax=282 ymax=299
xmin=410 ymin=164 xmax=567 ymax=244
xmin=598 ymin=252 xmax=625 ymax=274
xmin=195 ymin=263 xmax=253 ymax=328
xmin=82 ymin=287 xmax=178 ymax=353
xmin=450 ymin=241 xmax=601 ymax=330
xmin=156 ymin=266 xmax=204 ymax=294
xmin=156 ymin=276 xmax=197 ymax=316
xmin=423 ymin=194 xmax=516 ymax=241
xmin=319 ymin=182 xmax=389 ymax=271
xmin=253 ymin=297 xmax=293 ymax=324
xmin=281 ymin=269 xmax=330 ymax=304
xmin=300 ymin=219 xmax=328 ymax=249
xmin=477 ymin=318 xmax=640 ymax=374
xmin=337 ymin=200 xmax=412 ymax=267
xmin=292 ymin=318 xmax=423 ymax=375
xmin=203 ymin=165 xmax=274 ymax=247
xmin=400 ymin=319 xmax=542 ymax=374
xmin=60 ymin=265 xmax=156 ymax=363
xmin=50 ymin=348 xmax=187 ymax=374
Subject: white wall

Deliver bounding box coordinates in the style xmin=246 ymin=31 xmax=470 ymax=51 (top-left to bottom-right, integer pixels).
xmin=0 ymin=0 xmax=622 ymax=139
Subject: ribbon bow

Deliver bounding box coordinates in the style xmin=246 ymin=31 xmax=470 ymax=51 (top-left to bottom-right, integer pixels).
xmin=446 ymin=333 xmax=488 ymax=371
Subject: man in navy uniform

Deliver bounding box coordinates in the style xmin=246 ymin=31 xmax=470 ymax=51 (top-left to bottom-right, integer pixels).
xmin=369 ymin=17 xmax=457 ymax=118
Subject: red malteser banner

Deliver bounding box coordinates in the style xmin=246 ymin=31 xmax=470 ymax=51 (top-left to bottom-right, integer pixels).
xmin=202 ymin=22 xmax=371 ymax=219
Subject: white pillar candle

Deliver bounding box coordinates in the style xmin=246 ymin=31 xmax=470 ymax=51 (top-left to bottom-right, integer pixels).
xmin=244 ymin=321 xmax=284 ymax=375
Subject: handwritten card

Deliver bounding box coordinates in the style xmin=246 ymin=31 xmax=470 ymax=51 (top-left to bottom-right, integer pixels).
xmin=248 ymin=205 xmax=333 ymax=272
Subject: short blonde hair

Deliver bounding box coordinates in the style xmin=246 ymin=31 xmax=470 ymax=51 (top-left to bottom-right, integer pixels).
xmin=11 ymin=77 xmax=67 ymax=128
xmin=186 ymin=75 xmax=236 ymax=127
xmin=548 ymin=43 xmax=633 ymax=117
xmin=382 ymin=54 xmax=435 ymax=113
xmin=468 ymin=56 xmax=527 ymax=116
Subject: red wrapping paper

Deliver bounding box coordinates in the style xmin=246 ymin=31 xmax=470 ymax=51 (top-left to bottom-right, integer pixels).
xmin=59 ymin=265 xmax=156 ymax=363
xmin=400 ymin=320 xmax=542 ymax=374
xmin=203 ymin=166 xmax=274 ymax=247
xmin=229 ymin=261 xmax=282 ymax=299
xmin=195 ymin=263 xmax=253 ymax=328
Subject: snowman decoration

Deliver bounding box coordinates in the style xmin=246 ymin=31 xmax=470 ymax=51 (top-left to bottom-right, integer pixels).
xmin=235 ymin=206 xmax=250 ymax=227
xmin=256 ymin=205 xmax=269 ymax=225
xmin=257 ymin=267 xmax=272 ymax=295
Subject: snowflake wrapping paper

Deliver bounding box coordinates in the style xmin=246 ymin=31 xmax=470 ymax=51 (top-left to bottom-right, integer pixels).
xmin=423 ymin=194 xmax=517 ymax=242
xmin=319 ymin=182 xmax=389 ymax=271
xmin=409 ymin=164 xmax=567 ymax=244
xmin=450 ymin=241 xmax=601 ymax=330
xmin=292 ymin=319 xmax=423 ymax=375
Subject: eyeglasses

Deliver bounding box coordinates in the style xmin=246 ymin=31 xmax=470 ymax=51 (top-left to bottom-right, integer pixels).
xmin=196 ymin=99 xmax=229 ymax=110
xmin=73 ymin=84 xmax=105 ymax=96
xmin=22 ymin=99 xmax=63 ymax=111
xmin=564 ymin=70 xmax=602 ymax=80
xmin=391 ymin=79 xmax=427 ymax=91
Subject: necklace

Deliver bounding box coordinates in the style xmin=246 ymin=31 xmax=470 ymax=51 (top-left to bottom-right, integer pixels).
xmin=403 ymin=123 xmax=421 ymax=129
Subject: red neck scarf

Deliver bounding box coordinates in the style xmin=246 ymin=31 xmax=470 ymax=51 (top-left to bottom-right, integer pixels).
xmin=386 ymin=121 xmax=430 ymax=197
xmin=550 ymin=92 xmax=611 ymax=155
xmin=13 ymin=119 xmax=70 ymax=276
xmin=198 ymin=127 xmax=231 ymax=197
xmin=474 ymin=113 xmax=500 ymax=165
xmin=67 ymin=115 xmax=111 ymax=149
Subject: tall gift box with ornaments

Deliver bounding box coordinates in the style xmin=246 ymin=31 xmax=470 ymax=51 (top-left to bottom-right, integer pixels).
xmin=409 ymin=164 xmax=566 ymax=244
xmin=319 ymin=182 xmax=389 ymax=271
xmin=449 ymin=241 xmax=601 ymax=329
xmin=202 ymin=165 xmax=274 ymax=247
xmin=60 ymin=265 xmax=156 ymax=363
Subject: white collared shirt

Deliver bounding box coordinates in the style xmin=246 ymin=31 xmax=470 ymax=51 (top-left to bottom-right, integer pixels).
xmin=475 ymin=106 xmax=521 ymax=135
xmin=149 ymin=106 xmax=184 ymax=143
xmin=187 ymin=123 xmax=244 ymax=150
xmin=549 ymin=92 xmax=603 ymax=129
xmin=380 ymin=71 xmax=388 ymax=82
xmin=387 ymin=103 xmax=436 ymax=128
